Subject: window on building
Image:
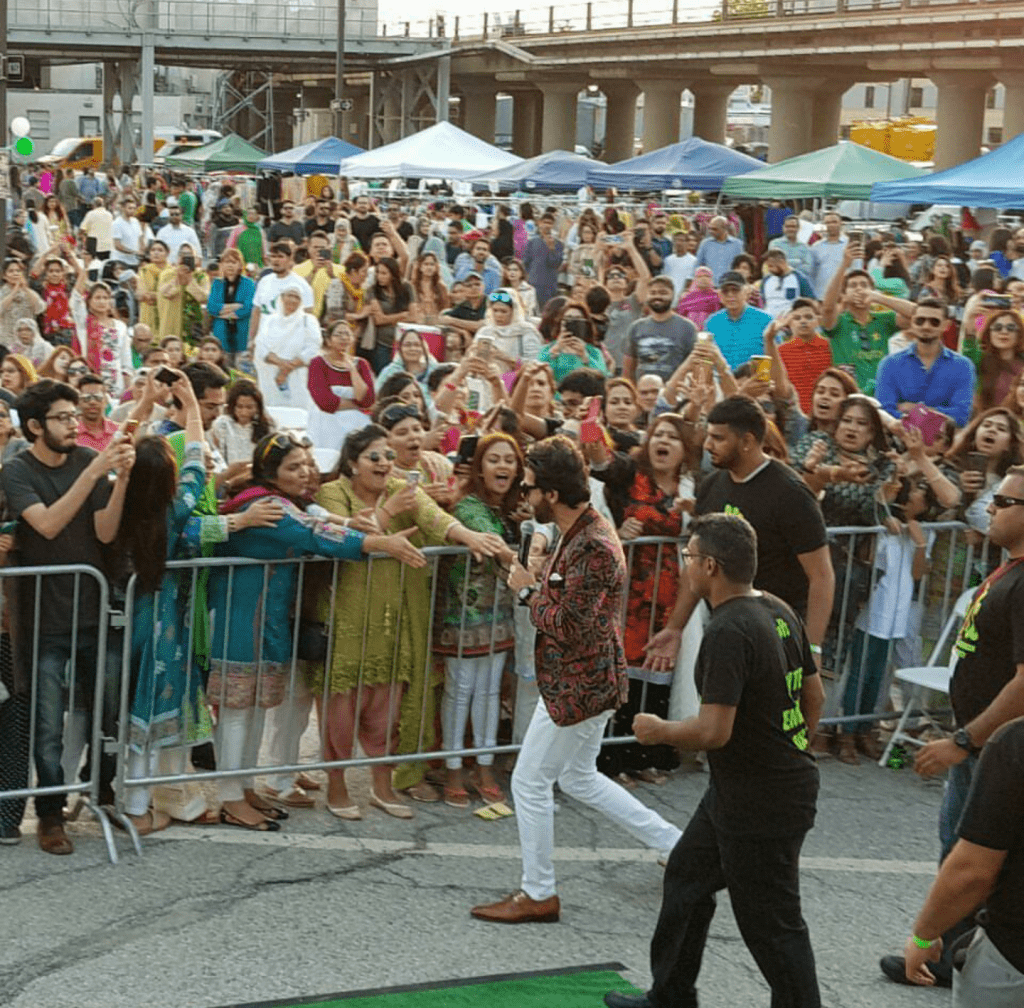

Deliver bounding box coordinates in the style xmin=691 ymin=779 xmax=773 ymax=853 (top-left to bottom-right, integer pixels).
xmin=909 ymin=86 xmax=924 ymax=108
xmin=864 ymin=86 xmax=875 ymax=109
xmin=79 ymin=116 xmax=100 ymax=135
xmin=26 ymin=110 xmax=50 ymax=140
xmin=987 ymin=127 xmax=1003 ymax=146
xmin=986 ymin=89 xmax=997 ymax=109
xmin=95 ymin=66 xmax=103 ymax=90
xmin=839 ymin=125 xmax=852 ymax=140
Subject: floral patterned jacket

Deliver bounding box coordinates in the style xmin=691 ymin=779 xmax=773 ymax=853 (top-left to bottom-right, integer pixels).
xmin=528 ymin=506 xmax=629 ymax=726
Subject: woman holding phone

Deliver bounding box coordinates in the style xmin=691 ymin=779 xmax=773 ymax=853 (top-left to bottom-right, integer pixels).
xmin=536 ymin=302 xmax=607 ymax=383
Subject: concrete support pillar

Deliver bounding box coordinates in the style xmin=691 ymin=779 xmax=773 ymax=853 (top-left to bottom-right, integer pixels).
xmin=764 ymin=76 xmax=818 ymax=162
xmin=539 ymin=81 xmax=581 ymax=152
xmin=931 ymin=70 xmax=991 ymax=170
xmin=461 ymin=85 xmax=499 ymax=143
xmin=690 ymin=82 xmax=733 ymax=144
xmin=600 ymin=81 xmax=640 ymax=162
xmin=809 ymin=81 xmax=850 ymax=150
xmin=511 ymin=89 xmax=543 ymax=158
xmin=998 ymin=70 xmax=1024 ymax=142
xmin=639 ymin=79 xmax=681 ymax=152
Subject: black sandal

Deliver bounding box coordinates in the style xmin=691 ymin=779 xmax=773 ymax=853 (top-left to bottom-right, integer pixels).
xmin=219 ymin=809 xmax=281 ymax=832
xmin=248 ymin=802 xmax=289 ymax=821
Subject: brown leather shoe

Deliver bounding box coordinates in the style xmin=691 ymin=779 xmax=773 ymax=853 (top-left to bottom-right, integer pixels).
xmin=470 ymin=890 xmax=560 ymax=924
xmin=37 ymin=815 xmax=73 ymax=855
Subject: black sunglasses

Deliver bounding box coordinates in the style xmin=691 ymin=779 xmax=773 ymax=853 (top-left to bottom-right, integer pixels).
xmin=912 ymin=316 xmax=944 ymax=328
xmin=518 ymin=480 xmax=543 ymax=496
xmin=365 ymin=449 xmax=397 ymax=463
xmin=991 ymin=493 xmax=1024 ymax=510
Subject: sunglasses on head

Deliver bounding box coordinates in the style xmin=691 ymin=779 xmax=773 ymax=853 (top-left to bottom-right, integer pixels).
xmin=381 ymin=403 xmax=421 ymax=426
xmin=489 ymin=291 xmax=513 ymax=304
xmin=260 ymin=432 xmax=294 ymax=462
xmin=912 ymin=315 xmax=944 ymax=328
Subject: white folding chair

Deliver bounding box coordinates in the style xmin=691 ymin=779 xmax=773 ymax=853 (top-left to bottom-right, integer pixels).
xmin=266 ymin=406 xmax=309 ymax=431
xmin=311 ymin=447 xmax=340 ymax=474
xmin=877 ymin=587 xmax=976 ymax=767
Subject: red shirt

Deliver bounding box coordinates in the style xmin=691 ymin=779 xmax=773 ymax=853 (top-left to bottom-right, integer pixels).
xmin=76 ymin=418 xmax=119 ymax=452
xmin=778 ymin=335 xmax=834 ymax=415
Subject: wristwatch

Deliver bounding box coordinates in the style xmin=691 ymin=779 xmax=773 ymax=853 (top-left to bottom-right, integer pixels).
xmin=952 ymin=727 xmax=978 ymax=754
xmin=517 ymin=584 xmax=537 ymax=606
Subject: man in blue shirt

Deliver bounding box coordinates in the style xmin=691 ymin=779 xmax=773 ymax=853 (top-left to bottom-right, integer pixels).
xmin=705 ymin=272 xmax=774 ymax=372
xmin=694 ymin=216 xmax=745 ymax=284
xmin=453 ymin=235 xmax=501 ymax=294
xmin=768 ymin=216 xmax=814 ymax=277
xmin=874 ymin=298 xmax=975 ymax=428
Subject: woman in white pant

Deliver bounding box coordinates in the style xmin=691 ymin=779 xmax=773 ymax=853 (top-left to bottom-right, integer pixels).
xmin=434 ymin=432 xmax=523 ymax=808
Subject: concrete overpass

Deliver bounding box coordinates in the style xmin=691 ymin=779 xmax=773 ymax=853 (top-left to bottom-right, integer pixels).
xmin=373 ymin=0 xmax=1024 ymax=167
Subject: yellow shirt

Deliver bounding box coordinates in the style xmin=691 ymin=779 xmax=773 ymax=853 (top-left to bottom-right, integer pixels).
xmin=294 ymin=259 xmax=345 ymax=317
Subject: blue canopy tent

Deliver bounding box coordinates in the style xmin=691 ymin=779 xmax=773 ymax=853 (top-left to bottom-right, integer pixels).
xmin=257 ymin=136 xmax=364 ymax=174
xmin=870 ymin=132 xmax=1024 ymax=207
xmin=473 ymin=149 xmax=606 ymax=192
xmin=587 ymin=137 xmax=763 ymax=191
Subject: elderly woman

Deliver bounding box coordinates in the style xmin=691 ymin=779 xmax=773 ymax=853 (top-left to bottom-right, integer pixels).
xmin=8 ymin=317 xmax=54 ymax=369
xmin=207 ymin=248 xmax=256 ymax=365
xmin=0 ymin=260 xmax=45 ymax=347
xmin=374 ymin=326 xmax=438 ymax=393
xmin=307 ymin=319 xmax=375 ymax=448
xmin=312 ymin=424 xmax=506 ymax=816
xmin=157 ymin=242 xmax=210 ymax=344
xmin=254 ymin=282 xmax=321 ymax=410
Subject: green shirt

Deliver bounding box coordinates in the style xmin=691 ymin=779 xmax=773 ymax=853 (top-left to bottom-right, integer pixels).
xmin=178 ymin=190 xmax=198 ymax=225
xmin=824 ymin=309 xmax=900 ymax=394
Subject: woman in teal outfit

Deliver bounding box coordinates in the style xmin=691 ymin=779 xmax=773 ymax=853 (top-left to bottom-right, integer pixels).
xmin=118 ymin=372 xmax=285 ymax=835
xmin=208 ymin=432 xmax=425 ymax=831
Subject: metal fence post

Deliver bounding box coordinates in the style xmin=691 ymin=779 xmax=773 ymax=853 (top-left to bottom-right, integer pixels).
xmin=627 ymin=0 xmax=634 ymax=26
xmin=548 ymin=5 xmax=554 ymax=31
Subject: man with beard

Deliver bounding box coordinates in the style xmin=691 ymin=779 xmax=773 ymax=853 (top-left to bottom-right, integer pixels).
xmin=249 ymin=242 xmax=314 ymax=344
xmin=622 ymin=275 xmax=697 ymax=384
xmin=874 ymin=298 xmax=974 ymax=428
xmin=470 ymin=437 xmax=681 ymax=924
xmin=0 ymin=379 xmax=134 ymax=853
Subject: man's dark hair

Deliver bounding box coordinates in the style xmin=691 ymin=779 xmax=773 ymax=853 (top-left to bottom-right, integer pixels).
xmin=915 ymin=296 xmax=947 ymax=314
xmin=707 ymin=395 xmax=767 ymax=444
xmin=269 ymin=241 xmax=293 ymax=258
xmin=558 ymin=367 xmax=605 ymax=399
xmin=585 ymin=285 xmax=611 ymax=315
xmin=525 ymin=436 xmax=590 ymax=507
xmin=78 ymin=373 xmax=105 ymax=390
xmin=427 ymin=363 xmax=457 ymax=393
xmin=184 ymin=361 xmax=228 ymax=401
xmin=16 ymin=379 xmax=78 ymax=442
xmin=841 ymin=269 xmax=873 ymax=290
xmin=790 ymin=297 xmax=817 ymax=313
xmin=688 ymin=512 xmax=758 ymax=584
xmin=310 ymin=230 xmax=330 ymax=243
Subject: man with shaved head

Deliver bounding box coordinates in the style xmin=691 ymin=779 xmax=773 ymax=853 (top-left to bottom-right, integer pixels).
xmin=694 ymin=216 xmax=745 ymax=284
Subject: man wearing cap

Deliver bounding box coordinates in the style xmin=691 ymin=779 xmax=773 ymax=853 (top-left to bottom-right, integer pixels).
xmin=454 ymin=236 xmax=501 ymax=294
xmin=760 ymin=249 xmax=815 ymax=320
xmin=441 ymin=272 xmax=488 ymax=333
xmin=704 ymin=272 xmax=774 ymax=372
xmin=694 ymin=216 xmax=745 ymax=285
xmin=768 ymin=215 xmax=814 ymax=277
xmin=155 ymin=199 xmax=201 ymax=265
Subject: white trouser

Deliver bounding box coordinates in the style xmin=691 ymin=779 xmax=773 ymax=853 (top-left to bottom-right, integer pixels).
xmin=512 ymin=678 xmax=541 ymax=746
xmin=215 ymin=707 xmax=266 ymax=802
xmin=512 ymin=697 xmax=682 ymax=901
xmin=265 ymin=678 xmax=314 ymax=793
xmin=954 ymin=929 xmax=1024 ymax=1008
xmin=442 ymin=653 xmax=505 ymax=770
xmin=123 ymin=748 xmax=158 ymax=817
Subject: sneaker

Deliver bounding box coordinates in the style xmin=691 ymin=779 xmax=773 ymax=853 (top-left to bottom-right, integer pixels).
xmin=0 ymin=823 xmax=21 ymax=845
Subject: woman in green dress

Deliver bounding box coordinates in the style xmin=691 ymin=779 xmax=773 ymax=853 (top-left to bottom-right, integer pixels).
xmin=312 ymin=424 xmax=506 ymax=819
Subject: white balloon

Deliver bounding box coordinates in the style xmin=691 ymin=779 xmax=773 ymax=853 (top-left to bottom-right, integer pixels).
xmin=10 ymin=117 xmax=30 ymax=138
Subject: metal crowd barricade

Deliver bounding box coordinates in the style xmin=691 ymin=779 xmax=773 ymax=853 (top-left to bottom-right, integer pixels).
xmin=0 ymin=564 xmax=124 ymax=863
xmin=2 ymin=521 xmax=986 ymax=860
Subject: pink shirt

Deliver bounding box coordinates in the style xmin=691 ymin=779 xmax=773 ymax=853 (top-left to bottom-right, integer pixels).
xmin=76 ymin=419 xmax=119 ymax=452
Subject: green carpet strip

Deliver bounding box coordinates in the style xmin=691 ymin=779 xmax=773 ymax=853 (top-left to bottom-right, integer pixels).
xmin=221 ymin=963 xmax=643 ymax=1008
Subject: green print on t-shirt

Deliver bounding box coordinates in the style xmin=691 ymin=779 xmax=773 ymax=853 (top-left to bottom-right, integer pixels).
xmin=954 ymin=581 xmax=989 ymax=660
xmin=723 ymin=503 xmax=743 ymax=518
xmin=782 ymin=666 xmax=808 ymax=750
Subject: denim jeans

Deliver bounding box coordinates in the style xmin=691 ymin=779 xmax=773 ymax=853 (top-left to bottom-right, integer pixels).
xmin=649 ymin=795 xmax=820 ymax=1008
xmin=842 ymin=630 xmax=892 ymax=722
xmin=33 ymin=629 xmax=121 ymax=820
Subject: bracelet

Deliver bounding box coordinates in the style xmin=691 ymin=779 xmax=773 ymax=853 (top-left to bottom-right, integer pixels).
xmin=912 ymin=935 xmax=934 ymax=950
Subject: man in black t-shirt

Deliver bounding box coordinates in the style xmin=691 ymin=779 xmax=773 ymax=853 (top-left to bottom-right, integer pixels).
xmin=349 ymin=194 xmax=380 ymax=252
xmin=881 ymin=464 xmax=1024 ymax=989
xmin=267 ymin=200 xmax=305 ymax=247
xmin=644 ymin=396 xmax=834 ymax=678
xmin=605 ymin=513 xmax=824 ymax=1008
xmin=903 ymin=717 xmax=1024 ymax=1003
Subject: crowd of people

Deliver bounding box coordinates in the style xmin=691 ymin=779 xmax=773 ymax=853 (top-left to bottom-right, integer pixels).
xmin=2 ymin=161 xmax=1024 ymax=1001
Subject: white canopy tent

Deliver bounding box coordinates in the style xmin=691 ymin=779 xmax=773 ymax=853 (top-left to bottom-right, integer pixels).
xmin=337 ymin=121 xmax=523 ymax=180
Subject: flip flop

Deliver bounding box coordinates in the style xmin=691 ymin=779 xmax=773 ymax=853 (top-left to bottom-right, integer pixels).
xmin=443 ymin=787 xmax=471 ymax=809
xmin=219 ymin=809 xmax=280 ymax=832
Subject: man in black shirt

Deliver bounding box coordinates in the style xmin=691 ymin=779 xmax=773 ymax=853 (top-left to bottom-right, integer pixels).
xmin=605 ymin=513 xmax=824 ymax=1008
xmin=349 ymin=194 xmax=380 ymax=251
xmin=440 ymin=272 xmax=488 ymax=334
xmin=903 ymin=717 xmax=1024 ymax=1003
xmin=267 ymin=200 xmax=305 ymax=246
xmin=644 ymin=396 xmax=834 ymax=676
xmin=881 ymin=464 xmax=1024 ymax=988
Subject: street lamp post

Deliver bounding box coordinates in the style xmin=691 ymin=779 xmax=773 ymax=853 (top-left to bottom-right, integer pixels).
xmin=332 ymin=0 xmax=347 ymax=139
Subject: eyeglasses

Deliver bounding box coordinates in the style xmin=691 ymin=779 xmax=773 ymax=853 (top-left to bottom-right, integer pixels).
xmin=380 ymin=403 xmax=422 ymax=426
xmin=991 ymin=323 xmax=1020 ymax=333
xmin=912 ymin=316 xmax=945 ymax=328
xmin=364 ymin=450 xmax=397 ymax=463
xmin=518 ymin=480 xmax=542 ymax=496
xmin=488 ymin=291 xmax=513 ymax=304
xmin=45 ymin=411 xmax=80 ymax=425
xmin=991 ymin=494 xmax=1024 ymax=509
xmin=68 ymin=365 xmax=89 ymax=375
xmin=79 ymin=393 xmax=105 ymax=402
xmin=680 ymin=550 xmax=719 ymax=564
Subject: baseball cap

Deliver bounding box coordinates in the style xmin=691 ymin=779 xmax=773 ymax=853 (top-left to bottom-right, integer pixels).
xmin=718 ymin=271 xmax=746 ymax=289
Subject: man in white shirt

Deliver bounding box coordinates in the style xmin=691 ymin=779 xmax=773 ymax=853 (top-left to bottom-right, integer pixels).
xmin=79 ymin=197 xmax=114 ymax=260
xmin=759 ymin=249 xmax=815 ymax=319
xmin=663 ymin=232 xmax=697 ymax=301
xmin=111 ymin=196 xmax=147 ymax=268
xmin=249 ymin=241 xmax=315 ymax=343
xmin=154 ymin=199 xmax=201 ymax=264
xmin=809 ymin=212 xmax=849 ymax=298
